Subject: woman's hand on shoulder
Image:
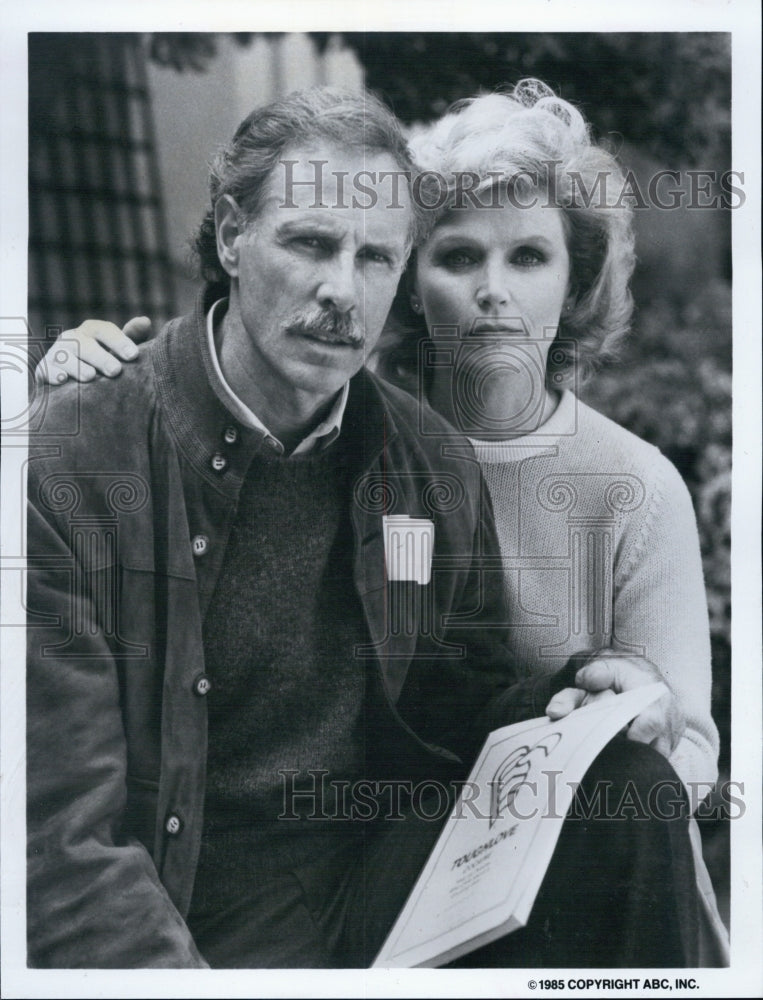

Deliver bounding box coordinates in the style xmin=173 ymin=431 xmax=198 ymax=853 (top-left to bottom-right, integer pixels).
xmin=35 ymin=316 xmax=152 ymax=385
xmin=545 ymin=652 xmax=686 ymax=760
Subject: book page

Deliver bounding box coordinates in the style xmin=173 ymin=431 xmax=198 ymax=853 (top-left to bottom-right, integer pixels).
xmin=373 ymin=683 xmax=667 ymax=968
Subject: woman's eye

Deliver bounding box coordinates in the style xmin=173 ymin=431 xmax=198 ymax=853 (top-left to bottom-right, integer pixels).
xmin=513 ymin=247 xmax=545 ymax=266
xmin=439 ymin=249 xmax=476 ymax=269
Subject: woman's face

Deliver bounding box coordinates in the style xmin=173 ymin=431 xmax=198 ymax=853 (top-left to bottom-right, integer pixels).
xmin=414 ymin=198 xmax=572 ymax=435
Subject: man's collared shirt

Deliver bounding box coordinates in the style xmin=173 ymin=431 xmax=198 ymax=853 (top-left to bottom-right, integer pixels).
xmin=206 ymin=298 xmax=350 ymax=457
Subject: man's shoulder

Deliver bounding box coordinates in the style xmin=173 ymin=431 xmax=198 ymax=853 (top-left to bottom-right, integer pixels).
xmin=359 ymin=372 xmax=484 ymax=515
xmin=30 ymin=339 xmax=162 ymax=468
xmin=364 ymin=369 xmax=473 ymax=447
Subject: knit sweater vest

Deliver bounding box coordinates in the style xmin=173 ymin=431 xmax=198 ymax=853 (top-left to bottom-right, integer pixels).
xmin=190 ymin=440 xmax=369 ymax=912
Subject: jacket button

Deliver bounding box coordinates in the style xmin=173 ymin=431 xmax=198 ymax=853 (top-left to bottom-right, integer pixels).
xmin=223 ymin=426 xmax=238 ymax=445
xmin=165 ymin=813 xmax=182 ymax=836
xmin=191 ymin=534 xmax=209 ymax=557
xmin=193 ymin=674 xmax=212 ymax=696
xmin=211 ymin=453 xmax=227 ymax=473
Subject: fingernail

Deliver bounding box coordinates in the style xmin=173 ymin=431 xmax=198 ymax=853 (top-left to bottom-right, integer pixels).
xmin=105 ymin=363 xmax=120 ymax=376
xmin=124 ymin=345 xmax=138 ymax=359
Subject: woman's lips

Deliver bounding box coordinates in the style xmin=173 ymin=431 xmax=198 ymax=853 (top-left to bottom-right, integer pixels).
xmin=468 ymin=319 xmax=526 ymax=336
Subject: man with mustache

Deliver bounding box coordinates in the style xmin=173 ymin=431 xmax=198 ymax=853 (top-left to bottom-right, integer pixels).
xmin=27 ymin=87 xmax=699 ymax=969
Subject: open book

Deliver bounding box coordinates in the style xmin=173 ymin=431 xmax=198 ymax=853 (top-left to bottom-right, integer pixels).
xmin=372 ymin=682 xmax=667 ymax=968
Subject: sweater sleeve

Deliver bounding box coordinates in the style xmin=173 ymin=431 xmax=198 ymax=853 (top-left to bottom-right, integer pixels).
xmin=26 ymin=490 xmax=208 ymax=968
xmin=613 ymin=452 xmax=719 ymax=793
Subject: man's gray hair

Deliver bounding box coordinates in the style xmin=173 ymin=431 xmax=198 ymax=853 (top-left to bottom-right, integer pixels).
xmin=194 ymin=87 xmax=425 ymax=290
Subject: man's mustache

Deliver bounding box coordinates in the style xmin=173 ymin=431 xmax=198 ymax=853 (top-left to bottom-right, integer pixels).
xmin=286 ymin=306 xmax=364 ymax=346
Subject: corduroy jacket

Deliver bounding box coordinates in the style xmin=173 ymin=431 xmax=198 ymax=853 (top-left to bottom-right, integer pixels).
xmin=26 ymin=289 xmax=571 ymax=968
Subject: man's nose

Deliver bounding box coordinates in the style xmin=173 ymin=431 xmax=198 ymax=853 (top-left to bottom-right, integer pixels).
xmin=317 ymin=254 xmax=357 ymax=314
xmin=476 ymin=260 xmax=512 ymax=312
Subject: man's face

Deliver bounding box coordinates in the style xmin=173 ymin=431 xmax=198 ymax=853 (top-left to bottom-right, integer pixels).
xmin=225 ymin=141 xmax=412 ymax=405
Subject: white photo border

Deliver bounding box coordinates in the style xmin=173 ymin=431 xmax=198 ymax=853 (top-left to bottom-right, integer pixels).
xmin=2 ymin=2 xmax=760 ymax=997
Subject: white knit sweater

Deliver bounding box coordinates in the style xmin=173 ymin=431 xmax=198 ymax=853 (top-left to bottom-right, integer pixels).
xmin=470 ymin=390 xmax=719 ymax=792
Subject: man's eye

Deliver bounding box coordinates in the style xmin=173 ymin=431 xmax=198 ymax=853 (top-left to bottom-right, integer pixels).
xmin=360 ymin=249 xmax=392 ymax=265
xmin=290 ymin=236 xmax=329 ymax=252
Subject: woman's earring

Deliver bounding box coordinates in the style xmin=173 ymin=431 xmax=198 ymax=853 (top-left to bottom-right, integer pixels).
xmin=410 ymin=296 xmax=423 ymax=314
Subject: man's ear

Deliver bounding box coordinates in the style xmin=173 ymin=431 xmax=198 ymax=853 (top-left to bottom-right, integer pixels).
xmin=215 ymin=195 xmax=245 ymax=278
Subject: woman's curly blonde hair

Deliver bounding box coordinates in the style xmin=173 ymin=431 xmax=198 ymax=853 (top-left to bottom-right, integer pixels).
xmin=391 ymin=79 xmax=636 ymax=387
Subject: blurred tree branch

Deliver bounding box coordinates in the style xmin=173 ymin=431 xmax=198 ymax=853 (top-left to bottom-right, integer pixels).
xmin=144 ymin=31 xmax=730 ymax=167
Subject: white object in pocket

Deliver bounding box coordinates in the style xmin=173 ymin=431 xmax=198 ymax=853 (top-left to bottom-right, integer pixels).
xmin=382 ymin=515 xmax=434 ymax=585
